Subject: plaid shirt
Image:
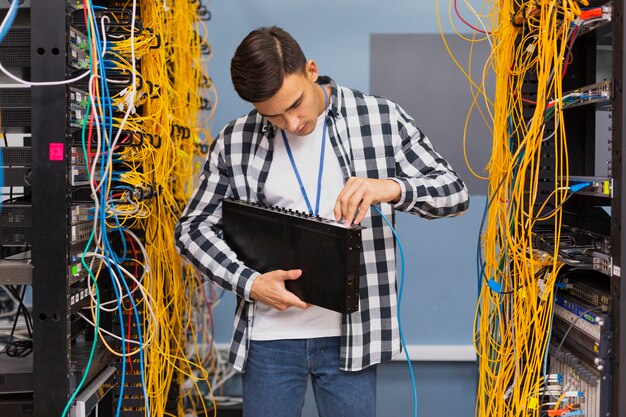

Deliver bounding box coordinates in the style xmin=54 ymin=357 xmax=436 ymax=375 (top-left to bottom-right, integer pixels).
xmin=175 ymin=76 xmax=469 ymax=372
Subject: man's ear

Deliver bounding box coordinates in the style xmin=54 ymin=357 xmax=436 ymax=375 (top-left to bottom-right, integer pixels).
xmin=306 ymin=60 xmax=319 ymax=82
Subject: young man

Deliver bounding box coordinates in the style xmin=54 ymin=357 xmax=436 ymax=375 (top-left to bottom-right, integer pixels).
xmin=175 ymin=26 xmax=469 ymax=417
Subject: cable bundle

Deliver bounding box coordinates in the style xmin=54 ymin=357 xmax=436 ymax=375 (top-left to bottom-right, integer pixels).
xmin=0 ymin=0 xmax=213 ymax=415
xmin=61 ymin=1 xmax=213 ymax=416
xmin=435 ymin=0 xmax=608 ymax=415
xmin=136 ymin=2 xmax=217 ymax=415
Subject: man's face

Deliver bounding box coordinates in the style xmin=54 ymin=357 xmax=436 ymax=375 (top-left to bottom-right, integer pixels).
xmin=253 ymin=61 xmax=326 ymax=136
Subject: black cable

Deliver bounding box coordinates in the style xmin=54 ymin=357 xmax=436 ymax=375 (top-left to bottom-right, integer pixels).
xmin=13 ymin=285 xmax=31 ymax=337
xmin=532 ymin=191 xmax=577 ymax=221
xmin=1 ymin=193 xmax=30 ymax=205
xmin=535 ymin=234 xmax=597 ymax=269
xmin=553 ymin=305 xmax=601 ymax=362
xmin=3 ymin=285 xmax=32 ymax=337
xmin=0 ymin=286 xmax=33 ymax=357
xmin=4 ymin=286 xmax=24 ymax=345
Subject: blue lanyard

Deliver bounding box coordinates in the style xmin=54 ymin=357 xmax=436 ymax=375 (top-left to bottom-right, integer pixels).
xmin=280 ymin=84 xmax=329 ymax=216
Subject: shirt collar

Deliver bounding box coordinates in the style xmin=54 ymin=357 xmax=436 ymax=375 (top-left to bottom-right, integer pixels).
xmin=317 ymin=75 xmax=341 ymax=119
xmin=260 ymin=75 xmax=341 ymax=133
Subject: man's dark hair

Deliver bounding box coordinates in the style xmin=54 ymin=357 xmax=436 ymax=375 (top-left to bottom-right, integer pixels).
xmin=230 ymin=26 xmax=307 ymax=103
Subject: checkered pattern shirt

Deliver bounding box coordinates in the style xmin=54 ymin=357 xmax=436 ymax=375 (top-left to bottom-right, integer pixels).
xmin=175 ymin=76 xmax=469 ymax=372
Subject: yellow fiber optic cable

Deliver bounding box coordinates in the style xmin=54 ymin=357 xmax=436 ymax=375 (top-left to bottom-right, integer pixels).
xmin=439 ymin=0 xmax=591 ymax=415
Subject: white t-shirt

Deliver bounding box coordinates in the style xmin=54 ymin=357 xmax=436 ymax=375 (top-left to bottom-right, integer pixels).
xmin=251 ymin=110 xmax=345 ymax=340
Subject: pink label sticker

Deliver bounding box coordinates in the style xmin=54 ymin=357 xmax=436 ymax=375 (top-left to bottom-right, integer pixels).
xmin=49 ymin=143 xmax=64 ymax=161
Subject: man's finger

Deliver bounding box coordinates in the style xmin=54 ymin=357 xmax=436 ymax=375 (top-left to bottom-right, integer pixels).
xmin=354 ymin=195 xmax=373 ymax=225
xmin=335 ymin=179 xmax=356 ymax=220
xmin=283 ymin=269 xmax=302 ymax=280
xmin=343 ymin=182 xmax=368 ymax=225
xmin=284 ymin=292 xmax=308 ymax=309
xmin=337 ymin=179 xmax=363 ymax=223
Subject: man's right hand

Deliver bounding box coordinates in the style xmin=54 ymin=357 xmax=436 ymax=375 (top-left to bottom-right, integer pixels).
xmin=250 ymin=269 xmax=308 ymax=311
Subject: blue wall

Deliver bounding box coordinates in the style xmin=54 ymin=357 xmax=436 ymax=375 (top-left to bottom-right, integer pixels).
xmin=205 ymin=1 xmax=484 ymax=416
xmin=207 ymin=1 xmax=476 ymax=137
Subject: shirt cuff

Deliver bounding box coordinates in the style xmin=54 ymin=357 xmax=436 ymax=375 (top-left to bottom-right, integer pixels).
xmin=386 ymin=177 xmax=412 ymax=211
xmin=243 ymin=270 xmax=261 ymax=302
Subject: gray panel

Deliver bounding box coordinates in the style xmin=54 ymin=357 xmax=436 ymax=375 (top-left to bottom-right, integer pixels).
xmin=371 ymin=33 xmax=493 ymax=195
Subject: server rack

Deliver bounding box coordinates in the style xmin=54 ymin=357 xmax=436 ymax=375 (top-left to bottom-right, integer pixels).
xmin=610 ymin=0 xmax=625 ymax=413
xmin=0 ymin=1 xmax=118 ymax=416
xmin=1 ymin=0 xmax=214 ymax=415
xmin=544 ymin=1 xmax=626 ymax=416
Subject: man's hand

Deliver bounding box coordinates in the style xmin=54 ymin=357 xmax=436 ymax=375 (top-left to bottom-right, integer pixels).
xmin=250 ymin=269 xmax=308 ymax=310
xmin=334 ymin=177 xmax=401 ymax=225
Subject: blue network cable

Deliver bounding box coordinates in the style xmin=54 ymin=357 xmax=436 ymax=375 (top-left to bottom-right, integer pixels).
xmin=61 ymin=227 xmax=102 ymax=417
xmin=86 ymin=0 xmax=149 ymax=413
xmin=0 ymin=0 xmax=19 ymax=44
xmin=85 ymin=3 xmax=130 ymax=415
xmin=371 ymin=205 xmax=417 ymax=417
xmin=108 ymin=227 xmax=149 ymax=417
xmin=64 ymin=3 xmax=128 ymax=416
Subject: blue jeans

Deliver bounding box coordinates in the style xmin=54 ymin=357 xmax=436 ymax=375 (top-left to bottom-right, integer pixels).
xmin=242 ymin=337 xmax=377 ymax=417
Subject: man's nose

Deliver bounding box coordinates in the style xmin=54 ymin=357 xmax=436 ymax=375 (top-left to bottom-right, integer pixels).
xmin=284 ymin=114 xmax=300 ymax=133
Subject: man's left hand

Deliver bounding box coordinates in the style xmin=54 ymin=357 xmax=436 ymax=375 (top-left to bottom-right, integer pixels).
xmin=334 ymin=177 xmax=401 ymax=225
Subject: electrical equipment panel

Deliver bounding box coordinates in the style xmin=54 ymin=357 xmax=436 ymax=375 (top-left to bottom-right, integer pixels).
xmin=474 ymin=1 xmax=626 ymax=417
xmin=222 ymin=199 xmax=363 ymax=314
xmin=0 ymin=1 xmax=213 ymax=416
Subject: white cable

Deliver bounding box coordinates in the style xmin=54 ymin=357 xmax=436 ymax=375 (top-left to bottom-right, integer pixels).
xmin=77 ymin=312 xmax=142 ymax=346
xmin=0 ymin=285 xmax=20 ymax=306
xmin=212 ymin=396 xmax=243 ymax=405
xmin=90 ymin=228 xmax=151 ymax=309
xmin=202 ymin=280 xmax=223 ymax=308
xmin=87 ymin=228 xmax=150 ymax=309
xmin=0 ymin=288 xmax=22 ymax=322
xmin=83 ymin=0 xmax=105 ymax=254
xmin=87 ymin=256 xmax=125 ymax=313
xmin=87 ymin=73 xmax=107 ymax=196
xmin=0 ymin=309 xmax=19 ymax=318
xmin=99 ymin=76 xmax=130 ymax=84
xmin=86 ymin=258 xmax=135 ymax=311
xmin=211 ymin=369 xmax=238 ymax=392
xmin=82 ymin=251 xmax=159 ymax=341
xmin=122 ymin=228 xmax=151 ymax=273
xmin=106 ymin=198 xmax=140 ymax=215
xmin=0 ymin=84 xmax=30 ymax=89
xmin=88 ymin=6 xmax=109 ymax=196
xmin=100 ymin=16 xmax=110 ymax=56
xmin=0 ymin=61 xmax=90 ymax=86
xmin=461 ymin=0 xmax=493 ymax=49
xmin=210 ymin=344 xmax=237 ymax=391
xmin=0 ymin=329 xmax=30 ymax=338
